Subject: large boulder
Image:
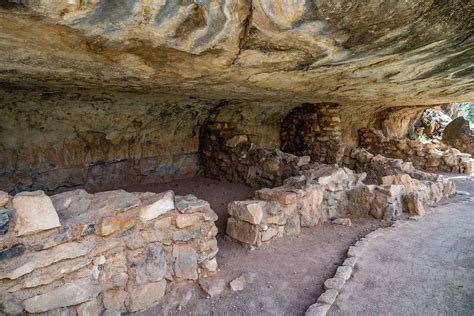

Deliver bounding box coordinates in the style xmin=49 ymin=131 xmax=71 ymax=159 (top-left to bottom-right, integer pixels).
xmin=442 ymin=117 xmax=473 ymax=155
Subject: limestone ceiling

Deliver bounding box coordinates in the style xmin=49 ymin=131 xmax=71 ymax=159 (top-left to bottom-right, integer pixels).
xmin=0 ymin=0 xmax=473 ymax=106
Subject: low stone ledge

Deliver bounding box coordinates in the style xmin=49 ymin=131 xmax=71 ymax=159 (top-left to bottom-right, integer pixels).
xmin=345 ymin=148 xmax=456 ymax=219
xmin=226 ymin=164 xmax=365 ymax=246
xmin=0 ymin=188 xmax=219 ymax=315
xmin=358 ymin=128 xmax=474 ymax=173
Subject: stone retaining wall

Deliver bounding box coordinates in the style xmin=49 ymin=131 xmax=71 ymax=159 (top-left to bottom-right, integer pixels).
xmin=358 ymin=128 xmax=474 ymax=173
xmin=0 ymin=189 xmax=218 ymax=315
xmin=345 ymin=148 xmax=456 ymax=218
xmin=227 ymin=152 xmax=456 ymax=246
xmin=226 ymin=164 xmax=366 ymax=246
xmin=200 ymin=121 xmax=311 ymax=188
xmin=280 ymin=103 xmax=344 ymax=164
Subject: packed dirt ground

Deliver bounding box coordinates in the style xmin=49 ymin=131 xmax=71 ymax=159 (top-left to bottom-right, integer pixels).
xmin=124 ymin=177 xmax=393 ymax=315
xmin=330 ymin=173 xmax=474 ymax=315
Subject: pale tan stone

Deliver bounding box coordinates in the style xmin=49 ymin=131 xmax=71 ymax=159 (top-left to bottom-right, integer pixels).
xmin=8 ymin=257 xmax=91 ymax=292
xmin=0 ymin=190 xmax=9 ymax=207
xmin=128 ymin=280 xmax=166 ymax=312
xmin=103 ymin=289 xmax=128 ymax=311
xmin=138 ymin=190 xmax=175 ymax=221
xmin=88 ymin=190 xmax=141 ymax=216
xmin=199 ymin=277 xmax=226 ymax=297
xmin=261 ymin=227 xmax=278 ymax=242
xmin=226 ymin=217 xmax=260 ymax=245
xmin=176 ymin=213 xmax=200 ymax=228
xmin=229 ymin=272 xmax=257 ymax=292
xmin=13 ymin=190 xmax=61 ymax=236
xmin=405 ymin=192 xmax=425 ymax=216
xmin=98 ymin=216 xmax=135 ymax=236
xmin=201 ymin=257 xmax=218 ymax=272
xmin=228 ymin=200 xmax=264 ymax=225
xmin=76 ymin=299 xmax=99 ymax=316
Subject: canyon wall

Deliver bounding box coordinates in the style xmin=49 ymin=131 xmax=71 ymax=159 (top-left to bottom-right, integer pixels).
xmin=0 ymin=87 xmax=213 ymax=193
xmin=1 ymin=85 xmax=471 ymax=195
xmin=0 ymin=87 xmax=299 ymax=194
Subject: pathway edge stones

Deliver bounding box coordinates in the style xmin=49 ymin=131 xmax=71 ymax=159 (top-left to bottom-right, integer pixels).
xmin=304 ymin=220 xmax=405 ymax=316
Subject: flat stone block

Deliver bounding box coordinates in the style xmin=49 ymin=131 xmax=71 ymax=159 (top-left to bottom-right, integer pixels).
xmin=13 ymin=190 xmax=61 ymax=236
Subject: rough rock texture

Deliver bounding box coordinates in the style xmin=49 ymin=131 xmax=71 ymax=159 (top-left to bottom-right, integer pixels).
xmin=0 ymin=88 xmax=213 ymax=194
xmin=281 ymin=103 xmax=344 ymax=164
xmin=12 ymin=191 xmax=61 ymax=236
xmin=0 ymin=188 xmax=219 ymax=315
xmin=226 ymin=163 xmax=367 ymax=246
xmin=0 ymin=1 xmax=472 ymax=106
xmin=358 ymin=128 xmax=474 ymax=173
xmin=200 ymin=117 xmax=311 ymax=188
xmin=442 ymin=117 xmax=474 ymax=155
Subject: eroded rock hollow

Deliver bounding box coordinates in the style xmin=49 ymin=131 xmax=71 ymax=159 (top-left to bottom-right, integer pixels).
xmin=0 ymin=1 xmax=473 ymax=315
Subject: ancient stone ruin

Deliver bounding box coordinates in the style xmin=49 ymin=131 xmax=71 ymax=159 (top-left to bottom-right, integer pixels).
xmin=0 ymin=1 xmax=473 ymax=315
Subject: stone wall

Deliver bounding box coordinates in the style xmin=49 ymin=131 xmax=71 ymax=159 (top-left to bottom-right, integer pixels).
xmin=200 ymin=120 xmax=310 ymax=188
xmin=345 ymin=147 xmax=456 ymax=217
xmin=0 ymin=87 xmax=216 ymax=194
xmin=227 ymin=152 xmax=457 ymax=246
xmin=358 ymin=128 xmax=474 ymax=173
xmin=281 ymin=103 xmax=344 ymax=164
xmin=226 ymin=164 xmax=366 ymax=246
xmin=0 ymin=188 xmax=218 ymax=314
xmin=1 ymin=87 xmax=306 ymax=194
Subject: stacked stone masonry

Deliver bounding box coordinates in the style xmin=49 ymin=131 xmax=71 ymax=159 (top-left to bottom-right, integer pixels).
xmin=200 ymin=121 xmax=311 ymax=188
xmin=345 ymin=148 xmax=456 ymax=217
xmin=227 ymin=154 xmax=456 ymax=246
xmin=226 ymin=164 xmax=365 ymax=246
xmin=0 ymin=189 xmax=219 ymax=315
xmin=359 ymin=128 xmax=474 ymax=173
xmin=281 ymin=103 xmax=344 ymax=164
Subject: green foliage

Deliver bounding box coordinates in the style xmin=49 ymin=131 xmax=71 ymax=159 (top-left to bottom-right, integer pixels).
xmin=418 ymin=134 xmax=431 ymax=143
xmin=407 ymin=130 xmax=417 ymax=140
xmin=457 ymin=102 xmax=474 ymax=125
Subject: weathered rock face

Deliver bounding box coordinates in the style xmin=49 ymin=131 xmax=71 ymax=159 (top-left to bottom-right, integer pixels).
xmin=0 ymin=1 xmax=472 ymax=106
xmin=0 ymin=88 xmax=213 ymax=193
xmin=442 ymin=117 xmax=474 ymax=155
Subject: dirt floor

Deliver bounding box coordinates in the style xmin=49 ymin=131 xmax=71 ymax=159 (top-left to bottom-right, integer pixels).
xmin=125 ymin=176 xmax=256 ymax=233
xmin=124 ymin=176 xmax=392 ymax=315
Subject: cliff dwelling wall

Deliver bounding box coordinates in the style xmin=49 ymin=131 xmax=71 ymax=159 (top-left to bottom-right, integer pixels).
xmin=0 ymin=87 xmax=301 ymax=194
xmin=1 ymin=85 xmax=471 ymax=196
xmin=0 ymin=87 xmax=214 ymax=194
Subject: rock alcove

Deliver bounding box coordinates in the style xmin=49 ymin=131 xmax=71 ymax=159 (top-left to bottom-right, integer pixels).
xmin=0 ymin=1 xmax=473 ymax=315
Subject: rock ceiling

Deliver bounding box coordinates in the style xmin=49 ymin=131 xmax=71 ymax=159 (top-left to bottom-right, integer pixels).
xmin=0 ymin=0 xmax=473 ymax=106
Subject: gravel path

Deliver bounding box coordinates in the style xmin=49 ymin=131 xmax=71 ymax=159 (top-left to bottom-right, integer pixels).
xmin=330 ymin=174 xmax=474 ymax=316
